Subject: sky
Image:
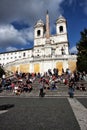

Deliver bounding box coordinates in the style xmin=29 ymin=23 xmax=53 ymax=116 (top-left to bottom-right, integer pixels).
xmin=0 ymin=0 xmax=87 ymax=54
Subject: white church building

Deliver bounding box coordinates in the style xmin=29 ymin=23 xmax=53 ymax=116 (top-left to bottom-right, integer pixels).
xmin=0 ymin=11 xmax=77 ymax=75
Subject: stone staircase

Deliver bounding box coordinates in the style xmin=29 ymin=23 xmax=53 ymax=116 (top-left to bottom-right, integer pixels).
xmin=30 ymin=78 xmax=87 ymax=97
xmin=0 ymin=77 xmax=87 ymax=97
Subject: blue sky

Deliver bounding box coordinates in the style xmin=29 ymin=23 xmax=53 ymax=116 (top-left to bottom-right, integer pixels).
xmin=0 ymin=0 xmax=87 ymax=53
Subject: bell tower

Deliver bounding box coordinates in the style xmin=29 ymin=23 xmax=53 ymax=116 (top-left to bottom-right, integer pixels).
xmin=34 ymin=19 xmax=44 ymax=46
xmin=56 ymin=15 xmax=67 ymax=35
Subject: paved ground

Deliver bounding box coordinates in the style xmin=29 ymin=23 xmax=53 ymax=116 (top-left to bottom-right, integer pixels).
xmin=0 ymin=97 xmax=87 ymax=130
xmin=0 ymin=79 xmax=87 ymax=130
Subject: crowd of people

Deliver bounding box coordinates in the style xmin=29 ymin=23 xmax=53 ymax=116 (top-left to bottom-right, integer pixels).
xmin=0 ymin=72 xmax=35 ymax=95
xmin=0 ymin=69 xmax=87 ymax=97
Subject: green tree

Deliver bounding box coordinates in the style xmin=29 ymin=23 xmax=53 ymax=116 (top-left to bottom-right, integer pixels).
xmin=76 ymin=28 xmax=87 ymax=72
xmin=0 ymin=65 xmax=5 ymax=78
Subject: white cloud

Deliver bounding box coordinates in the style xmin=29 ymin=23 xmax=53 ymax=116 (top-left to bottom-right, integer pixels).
xmin=0 ymin=25 xmax=26 ymax=45
xmin=0 ymin=24 xmax=33 ymax=49
xmin=70 ymin=46 xmax=77 ymax=54
xmin=6 ymin=46 xmax=18 ymax=52
xmin=21 ymin=27 xmax=34 ymax=41
xmin=0 ymin=0 xmax=64 ymax=25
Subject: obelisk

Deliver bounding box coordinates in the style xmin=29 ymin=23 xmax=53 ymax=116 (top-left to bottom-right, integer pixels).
xmin=46 ymin=10 xmax=50 ymax=44
xmin=46 ymin=10 xmax=50 ymax=39
xmin=44 ymin=10 xmax=52 ymax=56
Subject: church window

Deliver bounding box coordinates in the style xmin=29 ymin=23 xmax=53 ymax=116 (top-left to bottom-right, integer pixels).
xmin=23 ymin=52 xmax=26 ymax=57
xmin=37 ymin=30 xmax=41 ymax=36
xmin=59 ymin=26 xmax=63 ymax=33
xmin=61 ymin=47 xmax=65 ymax=55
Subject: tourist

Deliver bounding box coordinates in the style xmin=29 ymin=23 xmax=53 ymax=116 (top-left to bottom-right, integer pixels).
xmin=39 ymin=78 xmax=44 ymax=97
xmin=68 ymin=80 xmax=75 ymax=98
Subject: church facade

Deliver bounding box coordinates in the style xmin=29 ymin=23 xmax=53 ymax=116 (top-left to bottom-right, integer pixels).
xmin=1 ymin=12 xmax=77 ymax=75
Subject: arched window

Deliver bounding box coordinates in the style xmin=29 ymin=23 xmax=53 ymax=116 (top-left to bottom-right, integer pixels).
xmin=59 ymin=26 xmax=63 ymax=33
xmin=37 ymin=30 xmax=41 ymax=36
